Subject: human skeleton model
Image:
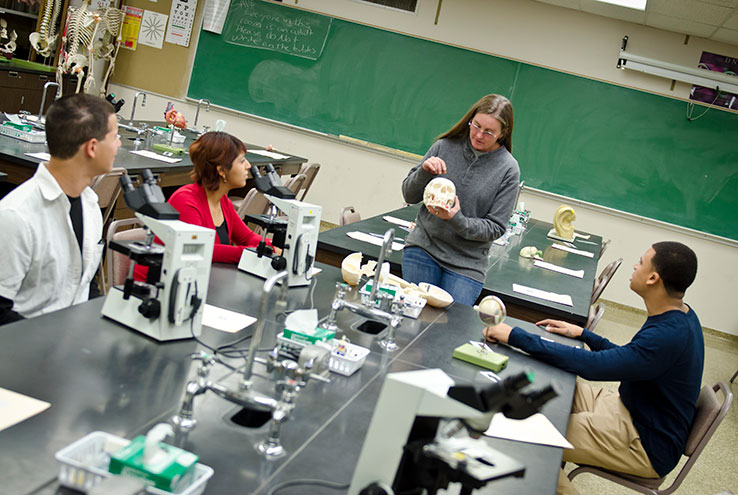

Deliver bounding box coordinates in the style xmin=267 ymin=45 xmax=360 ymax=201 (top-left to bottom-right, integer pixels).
xmin=0 ymin=19 xmax=17 ymax=58
xmin=56 ymin=1 xmax=124 ymax=95
xmin=29 ymin=0 xmax=61 ymax=58
xmin=340 ymin=252 xmax=454 ymax=308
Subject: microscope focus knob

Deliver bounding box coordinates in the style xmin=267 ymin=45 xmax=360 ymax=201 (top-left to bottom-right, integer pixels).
xmin=271 ymin=255 xmax=287 ymax=271
xmin=138 ymin=298 xmax=161 ymax=320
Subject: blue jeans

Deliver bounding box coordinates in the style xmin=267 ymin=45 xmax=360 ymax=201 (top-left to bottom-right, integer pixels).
xmin=402 ymin=246 xmax=483 ymax=306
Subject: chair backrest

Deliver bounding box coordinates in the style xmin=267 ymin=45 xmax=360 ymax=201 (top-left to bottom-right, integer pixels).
xmin=586 ymin=302 xmax=605 ymax=332
xmin=237 ymin=188 xmax=270 ymax=219
xmin=296 ymin=163 xmax=320 ymax=201
xmin=591 ymin=257 xmax=622 ymax=304
xmin=91 ymin=167 xmax=127 ymax=226
xmin=285 ymin=173 xmax=307 ymax=195
xmin=105 ymin=218 xmax=146 ymax=291
xmin=340 ymin=206 xmax=361 ymax=226
xmin=667 ymin=382 xmax=733 ymax=492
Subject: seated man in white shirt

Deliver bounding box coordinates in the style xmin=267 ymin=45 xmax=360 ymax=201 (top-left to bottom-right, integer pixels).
xmin=0 ymin=94 xmax=122 ymax=325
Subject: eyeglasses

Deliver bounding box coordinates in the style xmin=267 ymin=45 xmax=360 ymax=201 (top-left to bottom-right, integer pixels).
xmin=468 ymin=120 xmax=497 ymax=139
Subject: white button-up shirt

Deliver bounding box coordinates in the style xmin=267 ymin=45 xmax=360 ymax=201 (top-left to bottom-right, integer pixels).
xmin=0 ymin=163 xmax=103 ymax=317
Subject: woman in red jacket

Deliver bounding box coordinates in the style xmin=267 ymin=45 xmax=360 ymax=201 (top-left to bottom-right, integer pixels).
xmin=134 ymin=132 xmax=271 ymax=280
xmin=171 ymin=131 xmax=269 ymax=263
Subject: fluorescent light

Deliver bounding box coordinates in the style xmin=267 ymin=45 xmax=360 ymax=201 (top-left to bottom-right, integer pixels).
xmin=595 ymin=0 xmax=647 ymax=10
xmin=619 ymin=50 xmax=738 ymax=94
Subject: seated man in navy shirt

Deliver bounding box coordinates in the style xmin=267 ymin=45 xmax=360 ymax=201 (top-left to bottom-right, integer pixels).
xmin=482 ymin=241 xmax=704 ymax=495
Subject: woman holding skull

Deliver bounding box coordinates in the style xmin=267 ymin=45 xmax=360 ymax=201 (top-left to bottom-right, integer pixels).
xmin=400 ymin=94 xmax=520 ymax=306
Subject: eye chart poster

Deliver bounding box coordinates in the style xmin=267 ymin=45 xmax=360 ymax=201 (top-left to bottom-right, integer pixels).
xmin=140 ymin=10 xmax=168 ymax=49
xmin=166 ymin=0 xmax=198 ymax=47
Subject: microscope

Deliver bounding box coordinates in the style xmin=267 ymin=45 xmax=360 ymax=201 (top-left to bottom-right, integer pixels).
xmin=237 ymin=164 xmax=321 ymax=287
xmin=101 ymin=170 xmax=215 ymax=341
xmin=349 ymin=368 xmax=559 ymax=495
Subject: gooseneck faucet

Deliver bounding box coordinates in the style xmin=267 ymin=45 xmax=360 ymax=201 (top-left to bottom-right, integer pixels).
xmin=193 ymin=98 xmax=210 ymax=129
xmin=38 ymin=82 xmax=60 ymax=124
xmin=129 ymin=91 xmax=147 ymax=126
xmin=242 ymin=270 xmax=289 ymax=390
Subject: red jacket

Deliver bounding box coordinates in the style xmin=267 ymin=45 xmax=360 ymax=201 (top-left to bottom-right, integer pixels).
xmin=134 ymin=183 xmax=266 ymax=280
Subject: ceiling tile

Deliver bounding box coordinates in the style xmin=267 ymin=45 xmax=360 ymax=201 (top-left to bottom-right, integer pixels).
xmin=646 ymin=12 xmax=719 ymax=36
xmin=581 ymin=0 xmax=647 ymax=23
xmin=724 ymin=11 xmax=738 ymax=29
xmin=648 ymin=0 xmax=733 ymax=25
xmin=711 ymin=27 xmax=738 ymax=43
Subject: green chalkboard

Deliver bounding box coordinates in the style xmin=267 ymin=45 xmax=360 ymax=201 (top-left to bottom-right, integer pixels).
xmin=189 ymin=1 xmax=738 ymax=241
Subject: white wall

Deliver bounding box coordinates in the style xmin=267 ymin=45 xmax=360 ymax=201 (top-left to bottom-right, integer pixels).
xmin=109 ymin=0 xmax=738 ymax=335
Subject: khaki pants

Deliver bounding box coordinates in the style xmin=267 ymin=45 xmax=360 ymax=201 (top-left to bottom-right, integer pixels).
xmin=557 ymin=383 xmax=660 ymax=495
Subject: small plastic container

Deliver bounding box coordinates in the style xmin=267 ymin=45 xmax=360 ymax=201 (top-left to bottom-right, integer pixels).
xmin=277 ymin=333 xmax=370 ymax=376
xmin=55 ymin=431 xmax=213 ymax=495
xmin=329 ymin=341 xmax=370 ymax=376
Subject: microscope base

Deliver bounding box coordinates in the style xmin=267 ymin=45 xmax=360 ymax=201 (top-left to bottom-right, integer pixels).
xmin=102 ymin=288 xmax=203 ymax=341
xmin=237 ymin=249 xmax=311 ymax=287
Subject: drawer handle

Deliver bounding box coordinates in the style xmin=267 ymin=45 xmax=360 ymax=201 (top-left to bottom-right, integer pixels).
xmin=8 ymin=71 xmax=20 ymax=78
xmin=39 ymin=75 xmax=49 ymax=81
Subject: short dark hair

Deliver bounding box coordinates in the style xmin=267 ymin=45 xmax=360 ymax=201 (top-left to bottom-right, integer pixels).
xmin=651 ymin=241 xmax=698 ymax=296
xmin=45 ymin=94 xmax=115 ymax=159
xmin=189 ymin=132 xmax=247 ymax=191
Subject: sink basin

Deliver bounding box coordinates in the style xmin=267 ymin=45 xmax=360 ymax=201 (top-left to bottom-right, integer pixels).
xmin=227 ymin=405 xmax=272 ymax=429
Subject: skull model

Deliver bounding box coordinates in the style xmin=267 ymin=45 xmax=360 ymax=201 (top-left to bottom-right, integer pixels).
xmin=423 ymin=177 xmax=456 ymax=212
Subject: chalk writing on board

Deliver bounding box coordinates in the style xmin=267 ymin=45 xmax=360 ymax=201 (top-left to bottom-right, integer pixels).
xmin=223 ymin=0 xmax=332 ymax=60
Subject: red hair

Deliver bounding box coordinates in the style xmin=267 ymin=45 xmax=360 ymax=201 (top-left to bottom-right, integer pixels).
xmin=189 ymin=132 xmax=247 ymax=191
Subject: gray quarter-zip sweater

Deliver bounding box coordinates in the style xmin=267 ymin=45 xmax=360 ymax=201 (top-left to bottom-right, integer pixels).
xmin=401 ymin=137 xmax=520 ymax=282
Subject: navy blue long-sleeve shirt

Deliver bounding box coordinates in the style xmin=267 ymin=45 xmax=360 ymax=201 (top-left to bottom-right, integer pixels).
xmin=508 ymin=307 xmax=704 ymax=477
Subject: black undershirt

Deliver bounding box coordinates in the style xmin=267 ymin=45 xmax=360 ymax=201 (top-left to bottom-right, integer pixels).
xmin=67 ymin=195 xmax=84 ymax=255
xmin=215 ymin=218 xmax=229 ymax=245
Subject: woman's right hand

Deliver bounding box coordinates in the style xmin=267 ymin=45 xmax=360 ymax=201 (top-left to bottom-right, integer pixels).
xmin=422 ymin=157 xmax=447 ymax=175
xmin=536 ymin=319 xmax=583 ymax=339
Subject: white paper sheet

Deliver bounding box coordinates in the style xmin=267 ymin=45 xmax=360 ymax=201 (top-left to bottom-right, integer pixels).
xmin=383 ymin=215 xmax=413 ymax=229
xmin=551 ymin=243 xmax=595 ymax=258
xmin=485 ymin=412 xmax=573 ymax=449
xmin=139 ymin=10 xmax=168 ymax=49
xmin=202 ymin=304 xmax=256 ymax=333
xmin=25 ymin=152 xmax=51 ymax=161
xmin=534 ymin=260 xmax=584 ymax=279
xmin=513 ymin=283 xmax=573 ymax=306
xmin=202 ymin=0 xmax=231 ymax=34
xmin=347 ymin=231 xmax=404 ymax=251
xmin=249 ymin=149 xmax=289 ymax=160
xmin=129 ymin=150 xmax=182 ymax=163
xmin=0 ymin=388 xmax=50 ymax=432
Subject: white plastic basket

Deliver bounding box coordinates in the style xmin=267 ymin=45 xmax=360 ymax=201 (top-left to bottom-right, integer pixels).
xmin=277 ymin=333 xmax=370 ymax=376
xmin=329 ymin=341 xmax=371 ymax=376
xmin=55 ymin=431 xmax=213 ymax=495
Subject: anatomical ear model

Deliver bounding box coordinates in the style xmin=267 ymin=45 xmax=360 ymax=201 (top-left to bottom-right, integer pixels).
xmin=340 ymin=252 xmax=454 ymax=308
xmin=552 ymin=205 xmax=576 ymax=241
xmin=56 ymin=1 xmax=125 ymax=95
xmin=423 ymin=177 xmax=456 ymax=212
xmin=29 ymin=0 xmax=61 ymax=58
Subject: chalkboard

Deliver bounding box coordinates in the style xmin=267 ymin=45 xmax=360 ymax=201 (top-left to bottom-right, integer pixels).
xmin=189 ymin=1 xmax=738 ymax=241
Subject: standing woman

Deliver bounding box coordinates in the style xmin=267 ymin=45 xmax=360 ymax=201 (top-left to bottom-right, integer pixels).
xmin=401 ymin=94 xmax=520 ymax=306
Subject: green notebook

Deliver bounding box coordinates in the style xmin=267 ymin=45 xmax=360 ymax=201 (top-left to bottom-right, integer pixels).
xmin=452 ymin=343 xmax=509 ymax=372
